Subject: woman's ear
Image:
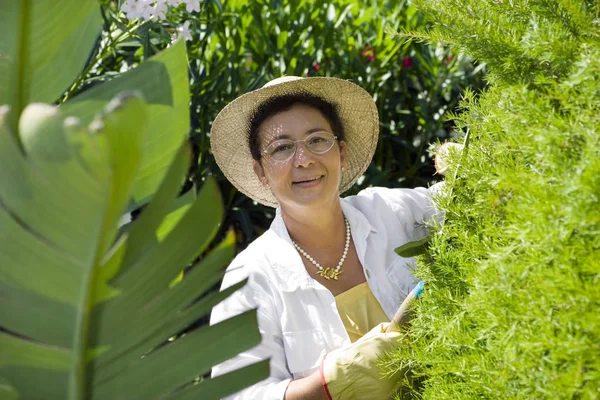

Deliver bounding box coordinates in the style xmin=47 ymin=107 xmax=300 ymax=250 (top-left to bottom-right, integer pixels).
xmin=253 ymin=159 xmax=269 ymax=187
xmin=339 ymin=140 xmax=348 ymax=171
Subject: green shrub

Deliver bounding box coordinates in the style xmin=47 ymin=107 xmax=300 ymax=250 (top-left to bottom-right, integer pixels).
xmin=387 ymin=1 xmax=600 ymax=398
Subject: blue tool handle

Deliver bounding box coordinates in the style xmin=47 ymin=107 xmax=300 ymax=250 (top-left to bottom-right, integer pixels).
xmin=387 ymin=281 xmax=425 ymax=332
xmin=414 ymin=281 xmax=425 ymax=299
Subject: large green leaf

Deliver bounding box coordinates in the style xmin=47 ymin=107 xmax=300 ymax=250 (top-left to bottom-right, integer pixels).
xmin=60 ymin=39 xmax=191 ymax=211
xmin=395 ymin=235 xmax=432 ymax=258
xmin=0 ymin=93 xmax=144 ymax=399
xmin=0 ymin=96 xmax=267 ymax=399
xmin=0 ymin=0 xmax=101 ymax=131
xmin=167 ymin=360 xmax=270 ymax=400
xmin=0 ymin=377 xmax=18 ymax=400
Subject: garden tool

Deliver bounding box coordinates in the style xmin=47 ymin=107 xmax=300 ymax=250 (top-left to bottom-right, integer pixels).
xmin=386 ymin=281 xmax=425 ymax=333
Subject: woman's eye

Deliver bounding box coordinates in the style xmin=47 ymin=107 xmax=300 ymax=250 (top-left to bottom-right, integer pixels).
xmin=309 ymin=137 xmax=326 ymax=144
xmin=273 ymin=144 xmax=293 ymax=153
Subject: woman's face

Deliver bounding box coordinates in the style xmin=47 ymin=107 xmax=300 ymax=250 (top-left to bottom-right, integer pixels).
xmin=253 ymin=103 xmax=347 ymax=210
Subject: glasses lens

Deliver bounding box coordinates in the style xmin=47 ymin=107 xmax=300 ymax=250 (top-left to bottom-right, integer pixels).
xmin=306 ymin=132 xmax=335 ymax=154
xmin=264 ymin=132 xmax=336 ymax=161
xmin=266 ymin=140 xmax=295 ymax=161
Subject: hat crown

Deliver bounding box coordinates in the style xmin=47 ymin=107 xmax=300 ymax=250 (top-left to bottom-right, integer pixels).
xmin=263 ymin=76 xmax=303 ymax=88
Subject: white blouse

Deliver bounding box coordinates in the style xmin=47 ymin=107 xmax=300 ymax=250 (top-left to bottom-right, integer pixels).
xmin=210 ymin=185 xmax=442 ymax=399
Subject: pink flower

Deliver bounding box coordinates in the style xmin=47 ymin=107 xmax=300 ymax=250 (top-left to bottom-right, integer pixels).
xmin=403 ymin=56 xmax=413 ymax=68
xmin=361 ymin=45 xmax=375 ymax=63
xmin=314 ymin=63 xmax=321 ymax=71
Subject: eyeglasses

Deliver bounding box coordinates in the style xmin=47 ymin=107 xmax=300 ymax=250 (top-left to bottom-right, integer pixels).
xmin=262 ymin=131 xmax=338 ymax=162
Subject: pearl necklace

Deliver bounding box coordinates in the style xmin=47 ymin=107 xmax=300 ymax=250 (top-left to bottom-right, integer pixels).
xmin=292 ymin=217 xmax=350 ymax=281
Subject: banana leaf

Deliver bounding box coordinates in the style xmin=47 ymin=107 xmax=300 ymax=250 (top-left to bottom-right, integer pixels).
xmin=0 ymin=94 xmax=268 ymax=400
xmin=0 ymin=1 xmax=190 ymax=212
xmin=60 ymin=39 xmax=191 ymax=212
xmin=0 ymin=0 xmax=101 ymax=132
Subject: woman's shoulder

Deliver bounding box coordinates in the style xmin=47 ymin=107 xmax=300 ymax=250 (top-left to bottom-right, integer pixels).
xmin=342 ymin=183 xmax=444 ymax=227
xmin=345 ymin=185 xmax=434 ymax=211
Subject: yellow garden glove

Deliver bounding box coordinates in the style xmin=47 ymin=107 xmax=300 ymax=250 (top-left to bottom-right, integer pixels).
xmin=320 ymin=323 xmax=403 ymax=400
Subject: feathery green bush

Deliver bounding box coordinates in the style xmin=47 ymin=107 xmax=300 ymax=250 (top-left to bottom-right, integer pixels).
xmin=387 ymin=1 xmax=600 ymax=398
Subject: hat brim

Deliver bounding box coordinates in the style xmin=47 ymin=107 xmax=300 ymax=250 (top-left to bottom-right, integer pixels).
xmin=210 ymin=77 xmax=379 ymax=208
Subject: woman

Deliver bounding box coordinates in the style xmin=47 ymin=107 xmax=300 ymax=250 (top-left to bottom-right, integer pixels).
xmin=209 ymin=76 xmax=444 ymax=399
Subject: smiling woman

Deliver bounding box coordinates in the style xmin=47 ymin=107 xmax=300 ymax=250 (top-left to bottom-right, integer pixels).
xmin=209 ymin=76 xmax=444 ymax=400
xmin=253 ymin=103 xmax=346 ymax=211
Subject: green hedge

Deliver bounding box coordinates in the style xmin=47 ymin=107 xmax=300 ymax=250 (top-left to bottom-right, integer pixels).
xmin=388 ymin=1 xmax=600 ymax=398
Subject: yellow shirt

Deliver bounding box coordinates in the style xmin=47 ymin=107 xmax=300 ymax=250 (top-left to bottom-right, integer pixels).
xmin=334 ymin=281 xmax=390 ymax=342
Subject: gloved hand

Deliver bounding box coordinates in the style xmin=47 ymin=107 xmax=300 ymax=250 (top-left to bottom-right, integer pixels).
xmin=320 ymin=323 xmax=403 ymax=400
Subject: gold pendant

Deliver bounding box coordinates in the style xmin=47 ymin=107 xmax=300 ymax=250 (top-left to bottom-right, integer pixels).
xmin=318 ymin=267 xmax=342 ymax=280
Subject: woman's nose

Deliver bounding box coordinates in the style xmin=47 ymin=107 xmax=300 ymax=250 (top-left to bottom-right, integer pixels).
xmin=293 ymin=143 xmax=315 ymax=167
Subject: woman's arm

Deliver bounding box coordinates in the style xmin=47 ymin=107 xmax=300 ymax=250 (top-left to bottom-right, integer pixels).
xmin=210 ymin=262 xmax=292 ymax=400
xmin=286 ymin=323 xmax=404 ymax=400
xmin=284 ymin=371 xmax=328 ymax=400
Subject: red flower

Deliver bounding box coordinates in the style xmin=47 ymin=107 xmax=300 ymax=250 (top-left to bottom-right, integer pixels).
xmin=361 ymin=45 xmax=375 ymax=63
xmin=403 ymin=56 xmax=413 ymax=68
xmin=361 ymin=45 xmax=372 ymax=57
xmin=445 ymin=54 xmax=454 ymax=63
xmin=314 ymin=63 xmax=320 ymax=71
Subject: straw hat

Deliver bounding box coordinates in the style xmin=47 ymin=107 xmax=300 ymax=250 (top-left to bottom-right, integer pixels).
xmin=210 ymin=76 xmax=379 ymax=207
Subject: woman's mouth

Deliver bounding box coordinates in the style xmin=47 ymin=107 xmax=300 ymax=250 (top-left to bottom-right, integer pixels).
xmin=292 ymin=175 xmax=324 ymax=188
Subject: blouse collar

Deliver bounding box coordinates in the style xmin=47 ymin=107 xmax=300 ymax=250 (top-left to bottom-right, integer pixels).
xmin=264 ymin=198 xmax=377 ymax=292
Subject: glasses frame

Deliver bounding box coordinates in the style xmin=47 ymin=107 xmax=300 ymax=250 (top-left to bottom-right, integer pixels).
xmin=261 ymin=131 xmax=339 ymax=162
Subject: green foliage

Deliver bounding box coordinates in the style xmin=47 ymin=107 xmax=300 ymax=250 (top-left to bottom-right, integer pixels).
xmin=74 ymin=0 xmax=485 ymax=244
xmin=0 ymin=0 xmax=100 ymax=132
xmin=386 ymin=1 xmax=600 ymax=398
xmin=0 ymin=2 xmax=267 ymax=399
xmin=0 ymin=96 xmax=267 ymax=400
xmin=60 ymin=40 xmax=191 ymax=210
xmin=395 ymin=235 xmax=431 ymax=258
xmin=409 ymin=0 xmax=598 ymax=88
